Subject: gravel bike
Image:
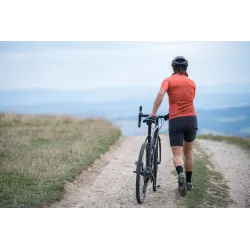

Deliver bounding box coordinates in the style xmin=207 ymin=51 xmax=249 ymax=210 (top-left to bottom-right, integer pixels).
xmin=134 ymin=106 xmax=169 ymax=204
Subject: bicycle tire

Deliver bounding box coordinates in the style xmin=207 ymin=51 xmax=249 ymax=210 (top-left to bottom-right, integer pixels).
xmin=157 ymin=136 xmax=161 ymax=164
xmin=153 ymin=138 xmax=159 ymax=192
xmin=136 ymin=142 xmax=149 ymax=204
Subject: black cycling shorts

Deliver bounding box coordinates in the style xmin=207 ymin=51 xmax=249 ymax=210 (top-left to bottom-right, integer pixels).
xmin=168 ymin=116 xmax=198 ymax=147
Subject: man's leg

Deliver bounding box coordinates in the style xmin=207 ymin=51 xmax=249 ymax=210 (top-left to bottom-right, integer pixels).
xmin=170 ymin=134 xmax=187 ymax=197
xmin=183 ymin=141 xmax=194 ymax=190
xmin=183 ymin=116 xmax=198 ymax=190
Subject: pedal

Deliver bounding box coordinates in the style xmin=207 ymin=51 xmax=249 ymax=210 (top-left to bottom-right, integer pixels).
xmin=133 ymin=170 xmax=137 ymax=173
xmin=157 ymin=185 xmax=161 ymax=189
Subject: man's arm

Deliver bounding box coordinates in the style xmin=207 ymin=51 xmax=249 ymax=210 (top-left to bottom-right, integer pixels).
xmin=151 ymin=87 xmax=167 ymax=116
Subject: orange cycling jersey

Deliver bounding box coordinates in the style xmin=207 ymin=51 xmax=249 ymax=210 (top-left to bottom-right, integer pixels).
xmin=161 ymin=74 xmax=196 ymax=120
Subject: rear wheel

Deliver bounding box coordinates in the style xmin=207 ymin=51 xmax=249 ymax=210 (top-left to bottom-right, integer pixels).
xmin=136 ymin=142 xmax=150 ymax=204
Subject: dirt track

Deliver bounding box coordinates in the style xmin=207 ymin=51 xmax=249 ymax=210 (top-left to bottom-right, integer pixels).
xmin=54 ymin=136 xmax=250 ymax=208
xmin=54 ymin=135 xmax=183 ymax=208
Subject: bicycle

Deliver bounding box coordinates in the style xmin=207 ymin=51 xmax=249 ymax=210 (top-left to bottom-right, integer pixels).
xmin=134 ymin=106 xmax=169 ymax=204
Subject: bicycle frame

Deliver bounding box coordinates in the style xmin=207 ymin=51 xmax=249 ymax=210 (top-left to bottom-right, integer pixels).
xmin=138 ymin=106 xmax=168 ymax=169
xmin=144 ymin=119 xmax=161 ymax=169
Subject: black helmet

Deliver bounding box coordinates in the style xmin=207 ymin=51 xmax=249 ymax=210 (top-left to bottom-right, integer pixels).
xmin=171 ymin=56 xmax=188 ymax=68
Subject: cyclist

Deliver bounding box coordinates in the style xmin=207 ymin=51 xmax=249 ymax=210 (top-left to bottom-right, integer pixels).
xmin=144 ymin=56 xmax=198 ymax=196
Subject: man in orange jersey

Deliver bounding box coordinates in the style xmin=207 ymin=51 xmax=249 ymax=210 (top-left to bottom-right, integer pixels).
xmin=144 ymin=56 xmax=198 ymax=196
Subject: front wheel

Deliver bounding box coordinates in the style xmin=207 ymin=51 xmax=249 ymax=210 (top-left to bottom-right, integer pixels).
xmin=153 ymin=138 xmax=159 ymax=192
xmin=136 ymin=142 xmax=149 ymax=204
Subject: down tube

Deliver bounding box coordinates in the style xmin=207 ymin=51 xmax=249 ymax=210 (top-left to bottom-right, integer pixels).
xmin=152 ymin=126 xmax=159 ymax=152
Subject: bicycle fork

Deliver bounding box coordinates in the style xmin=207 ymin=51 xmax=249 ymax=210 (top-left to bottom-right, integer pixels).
xmin=133 ymin=142 xmax=155 ymax=178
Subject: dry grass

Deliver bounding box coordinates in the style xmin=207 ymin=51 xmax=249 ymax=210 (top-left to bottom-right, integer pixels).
xmin=0 ymin=113 xmax=121 ymax=207
xmin=197 ymin=134 xmax=250 ymax=150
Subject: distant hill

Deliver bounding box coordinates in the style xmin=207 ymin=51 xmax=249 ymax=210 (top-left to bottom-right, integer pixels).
xmin=111 ymin=106 xmax=250 ymax=137
xmin=1 ymin=86 xmax=250 ymax=136
xmin=1 ymin=83 xmax=250 ymax=107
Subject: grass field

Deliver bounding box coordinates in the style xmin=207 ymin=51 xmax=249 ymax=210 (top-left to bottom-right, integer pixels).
xmin=0 ymin=113 xmax=121 ymax=208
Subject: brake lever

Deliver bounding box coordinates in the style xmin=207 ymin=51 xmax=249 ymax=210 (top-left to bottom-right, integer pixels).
xmin=164 ymin=114 xmax=169 ymax=121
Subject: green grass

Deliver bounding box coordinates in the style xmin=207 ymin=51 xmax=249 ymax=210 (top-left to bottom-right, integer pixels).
xmin=197 ymin=134 xmax=250 ymax=150
xmin=177 ymin=143 xmax=232 ymax=208
xmin=0 ymin=113 xmax=121 ymax=208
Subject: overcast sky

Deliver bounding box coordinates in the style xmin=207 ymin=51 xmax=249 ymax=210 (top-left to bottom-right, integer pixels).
xmin=0 ymin=41 xmax=250 ymax=90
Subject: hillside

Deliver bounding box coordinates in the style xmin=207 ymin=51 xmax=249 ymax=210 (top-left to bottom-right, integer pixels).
xmin=0 ymin=113 xmax=121 ymax=208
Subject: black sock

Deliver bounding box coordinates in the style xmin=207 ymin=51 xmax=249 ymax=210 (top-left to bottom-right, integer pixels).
xmin=176 ymin=165 xmax=183 ymax=175
xmin=186 ymin=171 xmax=192 ymax=183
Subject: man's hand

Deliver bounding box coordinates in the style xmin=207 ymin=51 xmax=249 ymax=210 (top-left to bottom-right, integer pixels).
xmin=143 ymin=115 xmax=156 ymax=123
xmin=164 ymin=113 xmax=169 ymax=121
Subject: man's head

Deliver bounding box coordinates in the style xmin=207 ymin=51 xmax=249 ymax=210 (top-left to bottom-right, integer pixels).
xmin=171 ymin=56 xmax=188 ymax=76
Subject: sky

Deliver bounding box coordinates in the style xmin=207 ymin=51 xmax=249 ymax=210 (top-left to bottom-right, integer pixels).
xmin=0 ymin=41 xmax=250 ymax=91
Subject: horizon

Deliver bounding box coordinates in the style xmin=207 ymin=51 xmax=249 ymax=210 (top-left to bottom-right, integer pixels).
xmin=1 ymin=83 xmax=250 ymax=108
xmin=1 ymin=81 xmax=250 ymax=90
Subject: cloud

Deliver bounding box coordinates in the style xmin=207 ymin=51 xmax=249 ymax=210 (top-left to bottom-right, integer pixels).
xmin=1 ymin=41 xmax=250 ymax=90
xmin=0 ymin=41 xmax=207 ymax=62
xmin=216 ymin=116 xmax=246 ymax=123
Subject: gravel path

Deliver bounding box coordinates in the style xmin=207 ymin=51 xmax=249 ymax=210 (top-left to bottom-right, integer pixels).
xmin=54 ymin=135 xmax=182 ymax=208
xmin=54 ymin=136 xmax=250 ymax=208
xmin=197 ymin=139 xmax=250 ymax=208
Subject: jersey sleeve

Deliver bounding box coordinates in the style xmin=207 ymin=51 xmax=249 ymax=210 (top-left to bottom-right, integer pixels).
xmin=161 ymin=78 xmax=169 ymax=91
xmin=192 ymin=80 xmax=196 ymax=90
